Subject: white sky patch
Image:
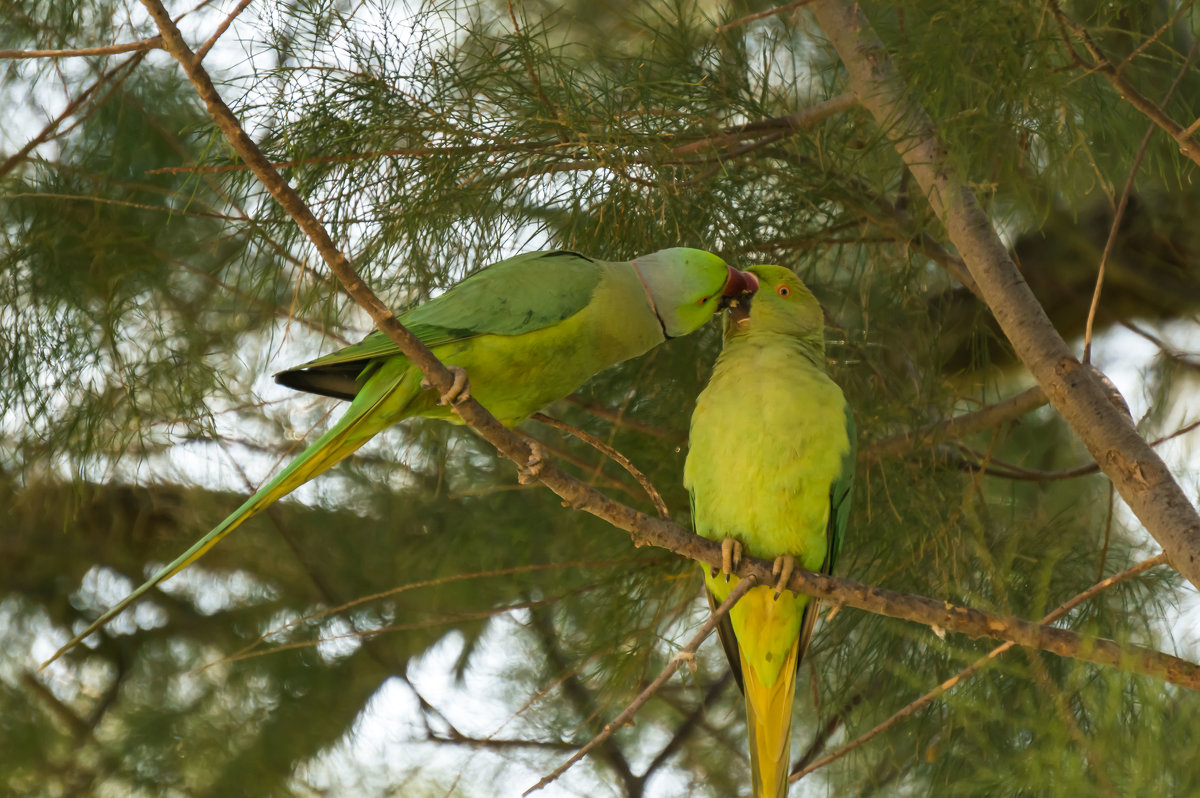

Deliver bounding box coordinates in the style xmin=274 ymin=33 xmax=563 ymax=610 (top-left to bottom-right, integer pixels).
xmin=1091 ymin=321 xmax=1200 ymax=661
xmin=295 ymin=616 xmax=624 ymax=797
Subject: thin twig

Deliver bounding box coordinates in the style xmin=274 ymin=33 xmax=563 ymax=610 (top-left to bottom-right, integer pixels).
xmin=1083 ymin=37 xmax=1198 ymax=362
xmin=791 ymin=552 xmax=1170 ymax=783
xmin=860 ymin=386 xmax=1047 ymax=465
xmin=0 ymin=53 xmax=146 ymax=181
xmin=134 ymin=0 xmax=1200 ymax=696
xmin=518 ymin=434 xmax=634 ymax=497
xmin=203 ymin=559 xmax=645 ymax=670
xmin=945 ymin=417 xmax=1200 ymax=481
xmin=716 ymin=0 xmax=816 ymax=32
xmin=811 ymin=0 xmax=1200 ymax=592
xmin=0 ymin=37 xmax=162 ymax=59
xmin=193 ymin=0 xmax=253 ymax=64
xmin=562 ymin=395 xmax=685 ymax=442
xmin=533 ymin=413 xmax=670 ymax=518
xmin=641 ymin=673 xmax=735 ymax=780
xmin=671 ymin=93 xmax=856 ymax=155
xmin=524 ymin=575 xmax=759 ymax=795
xmin=1116 ymin=0 xmax=1195 ymax=75
xmin=1049 ymin=0 xmax=1200 ymax=165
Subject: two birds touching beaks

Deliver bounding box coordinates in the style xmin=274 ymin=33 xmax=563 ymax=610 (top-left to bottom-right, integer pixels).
xmin=44 ymin=247 xmax=853 ymax=798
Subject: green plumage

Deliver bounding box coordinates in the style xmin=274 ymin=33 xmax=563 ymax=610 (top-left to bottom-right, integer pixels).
xmin=45 ymin=248 xmax=735 ymax=668
xmin=684 ymin=265 xmax=855 ymax=798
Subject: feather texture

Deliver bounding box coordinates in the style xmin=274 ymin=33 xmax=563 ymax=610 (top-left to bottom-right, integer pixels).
xmin=685 ymin=265 xmax=855 ymax=797
xmin=45 ymin=248 xmax=738 ymax=668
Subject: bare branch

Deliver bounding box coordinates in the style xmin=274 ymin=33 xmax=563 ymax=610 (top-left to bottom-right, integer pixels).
xmin=525 ymin=576 xmax=759 ymax=795
xmin=193 ymin=0 xmax=252 ymax=64
xmin=1116 ymin=0 xmax=1196 ymax=75
xmin=0 ymin=37 xmax=162 ymax=59
xmin=141 ymin=0 xmax=1200 ymax=704
xmin=792 ymin=553 xmax=1169 ymax=783
xmin=533 ymin=413 xmax=670 ymax=518
xmin=716 ymin=0 xmax=816 ymax=33
xmin=810 ymin=0 xmax=1200 ymax=591
xmin=670 ymin=93 xmax=856 ymax=155
xmin=860 ymin=386 xmax=1047 ymax=465
xmin=1084 ymin=38 xmax=1198 ymax=362
xmin=1048 ymin=1 xmax=1200 ymax=166
xmin=949 ymin=418 xmax=1200 ymax=482
xmin=0 ymin=53 xmax=146 ymax=181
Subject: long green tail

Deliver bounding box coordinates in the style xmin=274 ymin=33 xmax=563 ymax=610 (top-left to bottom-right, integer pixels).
xmin=41 ymin=360 xmax=414 ymax=669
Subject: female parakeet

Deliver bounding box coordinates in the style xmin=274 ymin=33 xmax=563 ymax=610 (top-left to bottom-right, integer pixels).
xmin=46 ymin=248 xmax=756 ymax=667
xmin=684 ymin=265 xmax=855 ymax=798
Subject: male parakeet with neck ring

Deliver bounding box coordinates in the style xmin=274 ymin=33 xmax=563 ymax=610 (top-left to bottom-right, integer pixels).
xmin=45 ymin=247 xmax=757 ymax=668
xmin=684 ymin=265 xmax=855 ymax=798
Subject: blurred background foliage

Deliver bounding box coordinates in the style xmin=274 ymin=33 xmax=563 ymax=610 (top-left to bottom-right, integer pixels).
xmin=3 ymin=0 xmax=1200 ymax=795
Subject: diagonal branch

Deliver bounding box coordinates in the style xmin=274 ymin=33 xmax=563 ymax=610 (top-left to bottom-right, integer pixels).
xmin=527 ymin=606 xmax=640 ymax=796
xmin=193 ymin=0 xmax=252 ymax=64
xmin=525 ymin=575 xmax=759 ymax=796
xmin=860 ymin=385 xmax=1047 ymax=465
xmin=809 ymin=0 xmax=1200 ymax=592
xmin=791 ymin=552 xmax=1169 ymax=783
xmin=1047 ymin=1 xmax=1200 ymax=166
xmin=140 ymin=0 xmax=1200 ymax=706
xmin=1083 ymin=38 xmax=1198 ymax=362
xmin=0 ymin=52 xmax=147 ymax=181
xmin=532 ymin=413 xmax=669 ymax=518
xmin=716 ymin=0 xmax=816 ymax=32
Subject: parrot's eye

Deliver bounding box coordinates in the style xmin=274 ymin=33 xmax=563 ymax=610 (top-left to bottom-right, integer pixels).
xmin=777 ymin=285 xmax=791 ymax=298
xmin=697 ymin=295 xmax=711 ymax=305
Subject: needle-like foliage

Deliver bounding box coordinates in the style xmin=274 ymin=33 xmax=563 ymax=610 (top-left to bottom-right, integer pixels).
xmin=3 ymin=0 xmax=1200 ymax=795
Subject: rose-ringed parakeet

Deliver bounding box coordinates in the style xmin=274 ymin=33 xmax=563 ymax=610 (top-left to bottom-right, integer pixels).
xmin=684 ymin=265 xmax=855 ymax=798
xmin=45 ymin=248 xmax=756 ymax=668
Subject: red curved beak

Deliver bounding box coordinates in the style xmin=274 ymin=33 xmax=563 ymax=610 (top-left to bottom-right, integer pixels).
xmin=722 ymin=266 xmax=759 ymax=297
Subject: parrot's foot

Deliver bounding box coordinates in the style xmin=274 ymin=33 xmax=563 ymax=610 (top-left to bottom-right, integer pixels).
xmin=517 ymin=441 xmax=547 ymax=485
xmin=421 ymin=365 xmax=471 ymax=406
xmin=711 ymin=538 xmax=743 ymax=582
xmin=771 ymin=555 xmax=796 ymax=600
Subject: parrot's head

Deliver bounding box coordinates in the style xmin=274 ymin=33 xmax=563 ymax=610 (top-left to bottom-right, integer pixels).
xmin=725 ymin=265 xmax=825 ymax=344
xmin=634 ymin=248 xmax=759 ymax=338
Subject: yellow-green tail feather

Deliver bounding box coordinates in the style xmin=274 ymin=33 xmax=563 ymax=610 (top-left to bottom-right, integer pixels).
xmin=742 ymin=634 xmax=801 ymax=798
xmin=41 ymin=361 xmax=414 ymax=669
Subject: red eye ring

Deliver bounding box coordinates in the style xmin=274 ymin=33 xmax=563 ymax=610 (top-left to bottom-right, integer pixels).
xmin=777 ymin=285 xmax=790 ymax=298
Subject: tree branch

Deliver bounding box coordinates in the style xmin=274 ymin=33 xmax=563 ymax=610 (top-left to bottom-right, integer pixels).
xmin=809 ymin=0 xmax=1200 ymax=591
xmin=0 ymin=37 xmax=162 ymax=59
xmin=1083 ymin=37 xmax=1198 ymax=362
xmin=792 ymin=553 xmax=1169 ymax=783
xmin=716 ymin=0 xmax=816 ymax=33
xmin=142 ymin=0 xmax=1200 ymax=709
xmin=0 ymin=53 xmax=146 ymax=181
xmin=532 ymin=413 xmax=669 ymax=518
xmin=1048 ymin=1 xmax=1200 ymax=166
xmin=527 ymin=606 xmax=641 ymax=797
xmin=860 ymin=385 xmax=1047 ymax=465
xmin=193 ymin=0 xmax=252 ymax=64
xmin=525 ymin=576 xmax=759 ymax=796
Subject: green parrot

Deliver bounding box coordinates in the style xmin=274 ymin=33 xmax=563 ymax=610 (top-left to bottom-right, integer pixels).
xmin=684 ymin=265 xmax=855 ymax=798
xmin=45 ymin=248 xmax=756 ymax=668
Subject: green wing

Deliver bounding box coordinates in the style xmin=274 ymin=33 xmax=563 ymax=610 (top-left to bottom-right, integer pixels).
xmin=276 ymin=250 xmax=603 ymax=399
xmin=794 ymin=401 xmax=856 ymax=662
xmin=826 ymin=402 xmax=857 ymax=575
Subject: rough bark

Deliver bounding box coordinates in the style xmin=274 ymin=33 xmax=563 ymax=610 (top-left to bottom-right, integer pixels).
xmin=810 ymin=0 xmax=1200 ymax=590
